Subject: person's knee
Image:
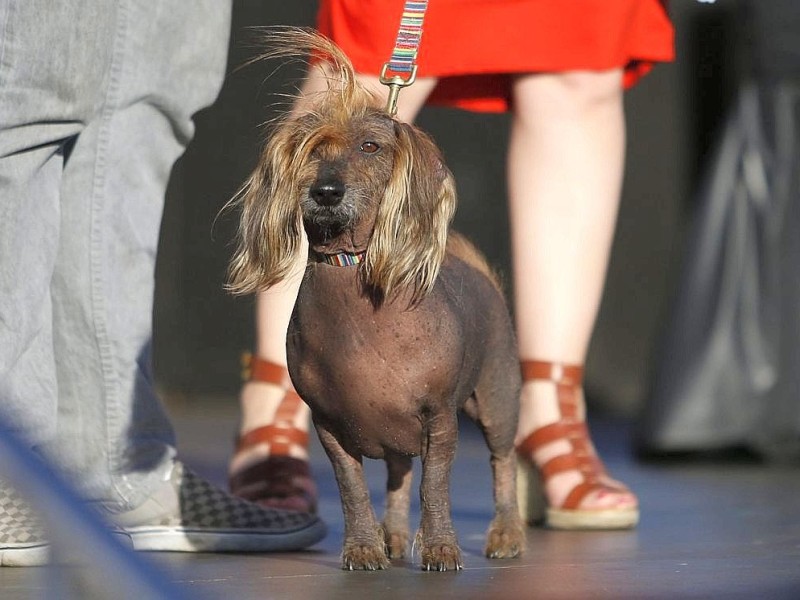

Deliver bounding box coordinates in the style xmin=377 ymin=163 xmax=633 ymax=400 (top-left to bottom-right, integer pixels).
xmin=552 ymin=70 xmax=622 ymax=107
xmin=513 ymin=70 xmax=623 ymax=120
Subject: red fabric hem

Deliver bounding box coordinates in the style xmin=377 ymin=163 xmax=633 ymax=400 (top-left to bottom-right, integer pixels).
xmin=317 ymin=0 xmax=675 ymax=113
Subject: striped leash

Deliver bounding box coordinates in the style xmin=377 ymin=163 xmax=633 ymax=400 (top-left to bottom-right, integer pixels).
xmin=379 ymin=0 xmax=430 ymax=116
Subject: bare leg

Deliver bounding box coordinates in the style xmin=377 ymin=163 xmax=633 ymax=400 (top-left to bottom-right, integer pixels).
xmin=229 ymin=69 xmax=323 ymax=478
xmin=508 ymin=70 xmax=637 ymax=512
xmin=230 ymin=269 xmax=311 ymax=476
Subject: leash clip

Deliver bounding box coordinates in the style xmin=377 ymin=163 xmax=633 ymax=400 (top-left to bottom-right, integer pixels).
xmin=379 ymin=63 xmax=418 ymax=117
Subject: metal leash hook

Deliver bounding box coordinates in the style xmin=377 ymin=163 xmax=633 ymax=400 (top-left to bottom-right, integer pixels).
xmin=380 ymin=0 xmax=428 ymax=116
xmin=379 ymin=63 xmax=418 ymax=117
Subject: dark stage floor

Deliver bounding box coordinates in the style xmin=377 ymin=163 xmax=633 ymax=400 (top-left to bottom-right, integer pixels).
xmin=2 ymin=397 xmax=799 ymax=599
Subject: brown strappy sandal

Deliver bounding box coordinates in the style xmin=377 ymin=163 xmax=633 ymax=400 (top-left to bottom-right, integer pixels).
xmin=515 ymin=360 xmax=639 ymax=530
xmin=229 ymin=354 xmax=317 ymax=514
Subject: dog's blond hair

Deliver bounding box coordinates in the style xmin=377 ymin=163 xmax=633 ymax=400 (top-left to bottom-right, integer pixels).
xmin=227 ymin=28 xmax=456 ymax=306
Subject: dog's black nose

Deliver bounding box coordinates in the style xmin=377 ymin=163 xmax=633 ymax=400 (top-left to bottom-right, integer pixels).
xmin=310 ymin=180 xmax=345 ymax=207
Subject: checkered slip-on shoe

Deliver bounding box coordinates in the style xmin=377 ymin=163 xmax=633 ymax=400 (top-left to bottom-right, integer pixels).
xmin=120 ymin=461 xmax=326 ymax=552
xmin=0 ymin=486 xmax=49 ymax=567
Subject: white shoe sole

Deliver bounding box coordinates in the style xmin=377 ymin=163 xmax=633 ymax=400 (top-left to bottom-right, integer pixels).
xmin=0 ymin=543 xmax=50 ymax=567
xmin=125 ymin=520 xmax=327 ymax=553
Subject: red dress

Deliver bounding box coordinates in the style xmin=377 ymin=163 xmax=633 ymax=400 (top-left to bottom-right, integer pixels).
xmin=317 ymin=0 xmax=675 ymax=113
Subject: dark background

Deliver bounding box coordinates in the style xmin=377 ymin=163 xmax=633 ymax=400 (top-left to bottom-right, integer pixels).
xmin=153 ymin=1 xmax=745 ymax=416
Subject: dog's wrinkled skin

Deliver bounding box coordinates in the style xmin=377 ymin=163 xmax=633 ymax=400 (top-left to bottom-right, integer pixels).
xmin=229 ymin=29 xmax=525 ymax=571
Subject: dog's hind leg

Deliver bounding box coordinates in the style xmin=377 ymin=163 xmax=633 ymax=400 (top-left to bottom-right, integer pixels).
xmin=315 ymin=426 xmax=389 ymax=570
xmin=468 ymin=381 xmax=526 ymax=558
xmin=382 ymin=453 xmax=413 ymax=559
xmin=417 ymin=410 xmax=463 ymax=571
xmin=484 ymin=450 xmax=526 ymax=558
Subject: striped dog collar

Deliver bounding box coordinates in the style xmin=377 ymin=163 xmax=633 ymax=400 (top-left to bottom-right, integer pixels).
xmin=318 ymin=250 xmax=367 ymax=267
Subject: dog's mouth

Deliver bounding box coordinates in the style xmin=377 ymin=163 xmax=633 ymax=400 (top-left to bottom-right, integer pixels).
xmin=300 ymin=189 xmax=358 ymax=245
xmin=303 ymin=213 xmax=345 ymax=244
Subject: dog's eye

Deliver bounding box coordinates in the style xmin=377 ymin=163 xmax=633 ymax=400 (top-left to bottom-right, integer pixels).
xmin=360 ymin=141 xmax=380 ymax=154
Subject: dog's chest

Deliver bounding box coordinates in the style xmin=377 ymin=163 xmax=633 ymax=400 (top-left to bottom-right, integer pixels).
xmin=287 ymin=267 xmax=466 ymax=457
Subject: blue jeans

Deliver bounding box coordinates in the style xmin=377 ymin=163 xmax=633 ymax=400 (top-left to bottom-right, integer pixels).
xmin=0 ymin=0 xmax=231 ymax=513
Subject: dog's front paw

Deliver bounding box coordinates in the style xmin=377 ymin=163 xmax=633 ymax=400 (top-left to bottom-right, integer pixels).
xmin=341 ymin=541 xmax=390 ymax=571
xmin=419 ymin=542 xmax=463 ymax=572
xmin=485 ymin=515 xmax=526 ymax=559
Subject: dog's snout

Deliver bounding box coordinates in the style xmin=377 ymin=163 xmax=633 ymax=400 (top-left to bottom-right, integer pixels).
xmin=310 ymin=179 xmax=345 ymax=207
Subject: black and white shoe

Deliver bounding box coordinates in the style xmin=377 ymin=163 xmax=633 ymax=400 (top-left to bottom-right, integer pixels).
xmin=0 ymin=486 xmax=49 ymax=567
xmin=116 ymin=461 xmax=327 ymax=552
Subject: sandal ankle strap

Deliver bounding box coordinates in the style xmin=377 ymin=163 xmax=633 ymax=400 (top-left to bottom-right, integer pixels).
xmin=238 ymin=353 xmax=306 ymax=455
xmin=516 ymin=359 xmax=635 ymax=516
xmin=236 ymin=423 xmax=309 ymax=453
xmin=520 ymin=360 xmax=583 ymax=385
xmin=241 ymin=353 xmax=295 ymax=390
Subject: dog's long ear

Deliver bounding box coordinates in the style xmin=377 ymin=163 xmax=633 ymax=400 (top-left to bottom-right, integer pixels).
xmin=227 ymin=27 xmax=378 ymax=295
xmin=227 ymin=119 xmax=306 ymax=295
xmin=364 ymin=121 xmax=457 ymax=306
